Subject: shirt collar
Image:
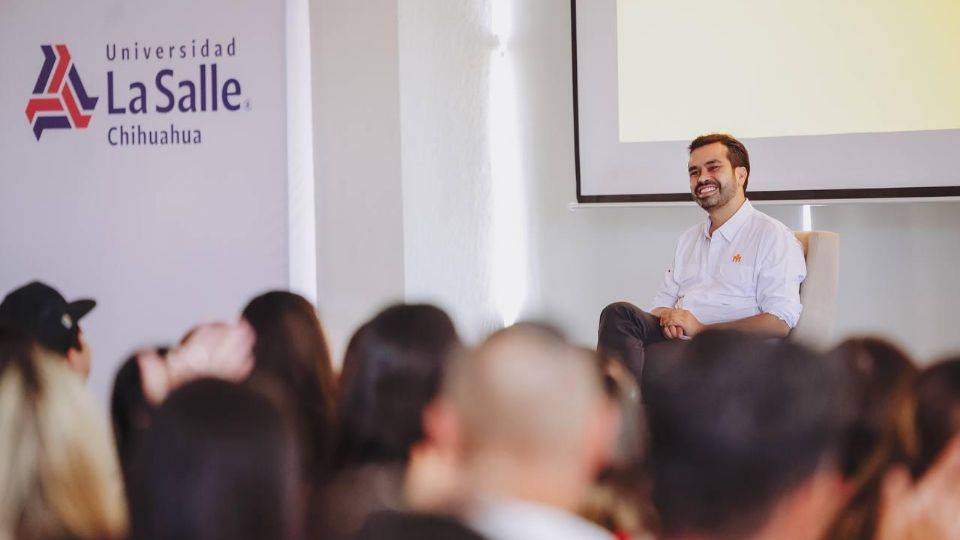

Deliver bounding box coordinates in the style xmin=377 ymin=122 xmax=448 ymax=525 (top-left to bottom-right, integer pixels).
xmin=702 ymin=199 xmax=754 ymax=242
xmin=468 ymin=496 xmax=613 ymax=540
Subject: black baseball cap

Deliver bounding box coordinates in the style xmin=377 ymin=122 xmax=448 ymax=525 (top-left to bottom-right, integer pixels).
xmin=0 ymin=281 xmax=96 ymax=355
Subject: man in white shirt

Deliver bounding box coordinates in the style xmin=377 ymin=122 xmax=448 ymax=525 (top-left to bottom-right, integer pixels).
xmin=598 ymin=133 xmax=806 ymax=383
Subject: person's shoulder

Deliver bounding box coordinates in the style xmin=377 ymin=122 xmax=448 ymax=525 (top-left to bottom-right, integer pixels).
xmin=354 ymin=510 xmax=487 ymax=540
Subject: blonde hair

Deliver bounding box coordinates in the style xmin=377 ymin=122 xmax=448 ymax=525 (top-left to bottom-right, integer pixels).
xmin=0 ymin=332 xmax=127 ymax=540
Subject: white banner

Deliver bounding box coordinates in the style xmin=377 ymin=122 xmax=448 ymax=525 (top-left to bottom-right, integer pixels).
xmin=0 ymin=0 xmax=289 ymax=399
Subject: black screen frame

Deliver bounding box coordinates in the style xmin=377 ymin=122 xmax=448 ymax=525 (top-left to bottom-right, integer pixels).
xmin=570 ymin=0 xmax=960 ymax=204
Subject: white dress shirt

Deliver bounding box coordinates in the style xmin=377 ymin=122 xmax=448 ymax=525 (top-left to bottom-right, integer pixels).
xmin=467 ymin=497 xmax=613 ymax=540
xmin=650 ymin=200 xmax=806 ymax=328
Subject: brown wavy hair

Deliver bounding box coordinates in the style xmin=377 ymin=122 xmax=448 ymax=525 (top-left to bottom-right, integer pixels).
xmin=242 ymin=291 xmax=337 ymax=488
xmin=823 ymin=337 xmax=919 ymax=540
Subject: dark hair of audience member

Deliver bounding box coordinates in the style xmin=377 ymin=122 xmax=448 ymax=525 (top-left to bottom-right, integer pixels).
xmin=823 ymin=337 xmax=919 ymax=540
xmin=913 ymin=355 xmax=960 ymax=477
xmin=110 ymin=348 xmax=168 ymax=485
xmin=241 ymin=291 xmax=337 ymax=486
xmin=644 ymin=330 xmax=853 ymax=540
xmin=128 ymin=379 xmax=301 ymax=540
xmin=333 ymin=303 xmax=461 ymax=467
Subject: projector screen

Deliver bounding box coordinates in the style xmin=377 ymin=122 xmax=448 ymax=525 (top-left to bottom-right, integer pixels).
xmin=573 ymin=0 xmax=960 ymax=202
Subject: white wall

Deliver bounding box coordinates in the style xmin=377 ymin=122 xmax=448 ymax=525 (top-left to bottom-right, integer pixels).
xmin=1 ymin=0 xmax=290 ymax=402
xmin=397 ymin=0 xmax=505 ymax=344
xmin=814 ymin=201 xmax=960 ymax=361
xmin=313 ymin=0 xmax=508 ymax=353
xmin=312 ymin=0 xmax=960 ymax=364
xmin=311 ymin=0 xmax=406 ymax=363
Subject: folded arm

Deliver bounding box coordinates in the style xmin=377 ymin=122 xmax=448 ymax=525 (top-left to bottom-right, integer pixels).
xmin=657 ymin=309 xmax=790 ymax=340
xmin=705 ymin=312 xmax=790 ymax=337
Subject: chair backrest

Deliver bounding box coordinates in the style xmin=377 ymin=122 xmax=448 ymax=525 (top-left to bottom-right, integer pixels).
xmin=790 ymin=231 xmax=840 ymax=348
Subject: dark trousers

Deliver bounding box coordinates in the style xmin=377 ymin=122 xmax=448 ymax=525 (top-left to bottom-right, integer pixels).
xmin=597 ymin=301 xmax=685 ymax=394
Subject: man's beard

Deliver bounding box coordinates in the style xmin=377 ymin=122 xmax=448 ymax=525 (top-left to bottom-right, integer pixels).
xmin=692 ymin=180 xmax=734 ymax=210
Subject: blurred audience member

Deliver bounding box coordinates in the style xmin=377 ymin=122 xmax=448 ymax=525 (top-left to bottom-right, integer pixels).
xmin=824 ymin=338 xmax=918 ymax=540
xmin=871 ymin=355 xmax=960 ymax=540
xmin=117 ymin=320 xmax=252 ymax=498
xmin=354 ymin=509 xmax=487 ymax=540
xmin=128 ymin=379 xmax=301 ymax=540
xmin=0 ymin=326 xmax=127 ymax=540
xmin=136 ymin=320 xmax=254 ymax=405
xmin=110 ymin=349 xmax=167 ymax=485
xmin=875 ymin=442 xmax=960 ymax=540
xmin=579 ymin=354 xmax=651 ymax=538
xmin=644 ymin=330 xmax=853 ymax=540
xmin=318 ymin=304 xmax=461 ymax=539
xmin=0 ymin=281 xmax=95 ymax=378
xmin=913 ymin=355 xmax=960 ymax=477
xmin=242 ymin=291 xmax=337 ymax=490
xmin=429 ymin=323 xmax=618 ymax=540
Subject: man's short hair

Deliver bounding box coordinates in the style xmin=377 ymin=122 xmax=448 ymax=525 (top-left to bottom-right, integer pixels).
xmin=689 ymin=133 xmax=751 ymax=193
xmin=444 ymin=322 xmax=605 ymax=455
xmin=645 ymin=330 xmax=853 ymax=540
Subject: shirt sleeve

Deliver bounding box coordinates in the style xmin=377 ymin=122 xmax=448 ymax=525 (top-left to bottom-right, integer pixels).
xmin=756 ymin=229 xmax=807 ymax=328
xmin=650 ymin=259 xmax=680 ymax=310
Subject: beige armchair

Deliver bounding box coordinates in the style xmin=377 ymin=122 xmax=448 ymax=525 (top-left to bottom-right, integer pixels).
xmin=790 ymin=231 xmax=840 ymax=348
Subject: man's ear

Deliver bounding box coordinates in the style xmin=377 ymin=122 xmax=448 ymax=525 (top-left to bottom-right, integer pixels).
xmin=406 ymin=399 xmax=470 ymax=513
xmin=881 ymin=464 xmax=913 ymax=506
xmin=64 ymin=346 xmax=88 ymax=378
xmin=585 ymin=398 xmax=621 ymax=476
xmin=63 ymin=330 xmax=92 ymax=379
xmin=423 ymin=397 xmax=463 ymax=456
xmin=735 ymin=166 xmax=748 ymax=187
xmin=65 ymin=347 xmax=81 ymax=370
xmin=776 ymin=467 xmax=848 ymax=539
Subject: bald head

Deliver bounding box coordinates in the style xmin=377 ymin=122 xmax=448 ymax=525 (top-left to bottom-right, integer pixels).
xmin=445 ymin=324 xmax=606 ymax=458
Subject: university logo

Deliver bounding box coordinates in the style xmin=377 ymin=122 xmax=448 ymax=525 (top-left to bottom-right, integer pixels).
xmin=25 ymin=45 xmax=98 ymax=140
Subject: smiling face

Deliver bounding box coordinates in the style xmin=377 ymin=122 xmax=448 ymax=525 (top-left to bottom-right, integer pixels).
xmin=687 ymin=142 xmax=747 ymax=212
